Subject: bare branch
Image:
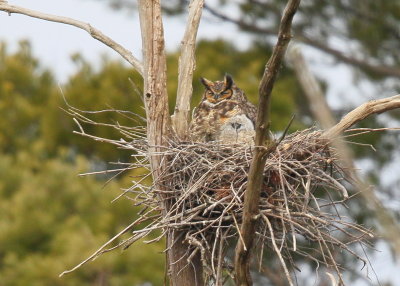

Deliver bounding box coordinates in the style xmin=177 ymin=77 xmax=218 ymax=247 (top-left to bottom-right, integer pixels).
xmin=59 ymin=215 xmax=149 ymax=277
xmin=298 ymin=35 xmax=400 ymax=78
xmin=0 ymin=2 xmax=143 ymax=75
xmin=287 ymin=46 xmax=336 ymax=129
xmin=172 ymin=0 xmax=204 ymax=139
xmin=64 ymin=107 xmax=376 ymax=284
xmin=234 ymin=1 xmax=301 ymax=285
xmin=289 ymin=46 xmax=400 ymax=255
xmin=263 ymin=215 xmax=294 ymax=286
xmin=325 ymin=93 xmax=400 ymax=255
xmin=203 ymin=3 xmax=400 ymax=78
xmin=324 ymin=95 xmax=400 ymax=138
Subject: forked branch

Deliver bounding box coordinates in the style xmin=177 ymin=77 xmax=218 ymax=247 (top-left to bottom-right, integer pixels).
xmin=234 ymin=0 xmax=301 ymax=285
xmin=0 ymin=2 xmax=143 ymax=75
xmin=138 ymin=1 xmax=203 ymax=285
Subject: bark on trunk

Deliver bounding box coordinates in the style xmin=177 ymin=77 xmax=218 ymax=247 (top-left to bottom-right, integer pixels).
xmin=138 ymin=1 xmax=203 ymax=285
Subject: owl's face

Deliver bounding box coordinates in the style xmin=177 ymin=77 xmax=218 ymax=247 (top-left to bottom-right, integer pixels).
xmin=200 ymin=74 xmax=234 ymax=104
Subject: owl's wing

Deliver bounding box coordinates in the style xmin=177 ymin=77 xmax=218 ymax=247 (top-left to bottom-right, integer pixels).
xmin=241 ymin=101 xmax=258 ymax=126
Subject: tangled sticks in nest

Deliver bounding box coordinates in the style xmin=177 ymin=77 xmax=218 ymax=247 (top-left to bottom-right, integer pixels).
xmin=117 ymin=128 xmax=372 ymax=283
xmin=64 ymin=112 xmax=373 ymax=283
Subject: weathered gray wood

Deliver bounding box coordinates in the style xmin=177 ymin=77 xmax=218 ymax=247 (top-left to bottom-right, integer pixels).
xmin=138 ymin=1 xmax=203 ymax=285
xmin=172 ymin=0 xmax=204 ymax=139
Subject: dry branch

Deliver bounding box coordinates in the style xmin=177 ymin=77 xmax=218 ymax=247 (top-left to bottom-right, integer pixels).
xmin=324 ymin=95 xmax=400 ymax=138
xmin=0 ymin=2 xmax=143 ymax=75
xmin=138 ymin=1 xmax=203 ymax=285
xmin=172 ymin=0 xmax=204 ymax=139
xmin=235 ymin=1 xmax=301 ymax=285
xmin=289 ymin=47 xmax=400 ymax=255
xmin=287 ymin=46 xmax=336 ymax=129
xmin=203 ymin=3 xmax=400 ymax=78
xmin=328 ymin=94 xmax=400 ymax=253
xmin=62 ymin=106 xmax=377 ymax=285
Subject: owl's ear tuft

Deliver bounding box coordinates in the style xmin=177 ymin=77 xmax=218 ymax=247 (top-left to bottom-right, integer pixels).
xmin=200 ymin=77 xmax=213 ymax=88
xmin=224 ymin=74 xmax=233 ymax=89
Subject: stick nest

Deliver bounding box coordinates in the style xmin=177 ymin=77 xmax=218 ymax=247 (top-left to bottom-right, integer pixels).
xmin=64 ymin=109 xmax=374 ymax=284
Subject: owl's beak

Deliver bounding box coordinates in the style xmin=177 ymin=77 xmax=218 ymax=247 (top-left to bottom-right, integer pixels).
xmin=213 ymin=94 xmax=220 ymax=100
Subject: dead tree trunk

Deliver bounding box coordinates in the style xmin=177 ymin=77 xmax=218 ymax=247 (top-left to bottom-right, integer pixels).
xmin=138 ymin=1 xmax=203 ymax=285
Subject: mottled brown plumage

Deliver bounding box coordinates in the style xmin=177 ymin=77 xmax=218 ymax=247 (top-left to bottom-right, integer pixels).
xmin=190 ymin=74 xmax=257 ymax=143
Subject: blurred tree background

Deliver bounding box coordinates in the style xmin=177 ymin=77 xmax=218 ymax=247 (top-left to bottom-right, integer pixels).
xmin=0 ymin=38 xmax=300 ymax=285
xmin=0 ymin=41 xmax=165 ymax=286
xmin=1 ymin=0 xmax=399 ymax=285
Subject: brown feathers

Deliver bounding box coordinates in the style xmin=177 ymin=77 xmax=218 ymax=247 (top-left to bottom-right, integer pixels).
xmin=190 ymin=75 xmax=257 ymax=143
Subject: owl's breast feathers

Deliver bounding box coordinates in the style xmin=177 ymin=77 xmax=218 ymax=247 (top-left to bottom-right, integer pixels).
xmin=190 ymin=99 xmax=257 ymax=142
xmin=190 ymin=74 xmax=257 ymax=142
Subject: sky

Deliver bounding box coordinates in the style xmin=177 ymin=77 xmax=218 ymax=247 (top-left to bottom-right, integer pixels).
xmin=0 ymin=0 xmax=372 ymax=108
xmin=1 ymin=1 xmax=399 ymax=285
xmin=0 ymin=0 xmax=253 ymax=81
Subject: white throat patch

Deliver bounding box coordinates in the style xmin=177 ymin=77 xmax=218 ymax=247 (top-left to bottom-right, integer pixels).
xmin=203 ymin=100 xmax=227 ymax=108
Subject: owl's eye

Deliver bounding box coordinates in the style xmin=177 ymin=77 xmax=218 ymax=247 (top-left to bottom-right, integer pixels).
xmin=206 ymin=90 xmax=217 ymax=102
xmin=221 ymin=89 xmax=232 ymax=97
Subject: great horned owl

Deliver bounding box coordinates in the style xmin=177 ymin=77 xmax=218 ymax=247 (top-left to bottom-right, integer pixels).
xmin=189 ymin=74 xmax=257 ymax=144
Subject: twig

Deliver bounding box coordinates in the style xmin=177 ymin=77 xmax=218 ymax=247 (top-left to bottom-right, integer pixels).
xmin=59 ymin=213 xmax=152 ymax=276
xmin=278 ymin=114 xmax=296 ymax=144
xmin=62 ymin=107 xmax=378 ymax=285
xmin=0 ymin=2 xmax=143 ymax=75
xmin=326 ymin=272 xmax=338 ymax=286
xmin=263 ymin=214 xmax=294 ymax=286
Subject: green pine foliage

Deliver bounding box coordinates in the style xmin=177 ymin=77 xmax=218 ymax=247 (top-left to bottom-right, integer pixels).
xmin=0 ymin=41 xmax=164 ymax=286
xmin=0 ymin=151 xmax=165 ymax=286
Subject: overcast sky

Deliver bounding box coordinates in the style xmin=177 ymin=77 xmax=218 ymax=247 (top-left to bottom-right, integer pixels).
xmin=1 ymin=0 xmax=383 ymax=107
xmin=0 ymin=0 xmax=254 ymax=81
xmin=0 ymin=0 xmax=368 ymax=108
xmin=1 ymin=1 xmax=399 ymax=285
